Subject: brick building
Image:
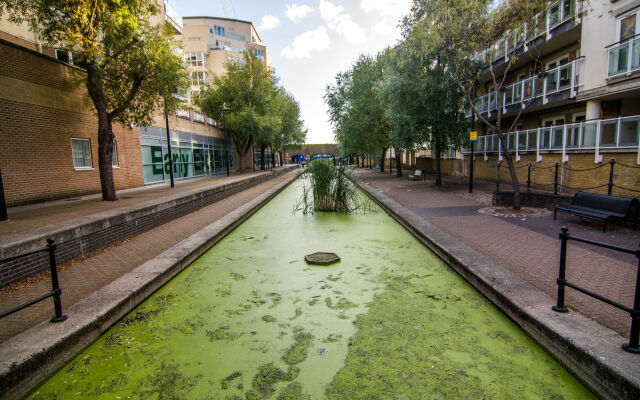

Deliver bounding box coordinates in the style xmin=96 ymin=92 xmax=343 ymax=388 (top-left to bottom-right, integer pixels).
xmin=0 ymin=2 xmax=272 ymax=206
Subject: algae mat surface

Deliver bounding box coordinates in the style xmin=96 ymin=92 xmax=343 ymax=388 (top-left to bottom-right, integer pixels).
xmin=28 ymin=180 xmax=594 ymax=399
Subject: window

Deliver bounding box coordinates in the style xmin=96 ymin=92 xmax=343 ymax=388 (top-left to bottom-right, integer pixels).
xmin=112 ymin=141 xmax=119 ymax=167
xmin=207 ymin=117 xmax=216 ymax=126
xmin=254 ymin=49 xmax=265 ymax=62
xmin=193 ymin=112 xmax=205 ymax=123
xmin=176 ymin=109 xmax=190 ymax=119
xmin=71 ymin=138 xmax=92 ymax=169
xmin=542 ymin=117 xmax=565 ymax=149
xmin=185 ymin=52 xmax=205 ymax=67
xmin=187 ymin=37 xmax=201 ymax=41
xmin=620 ymin=12 xmax=638 ymax=41
xmin=55 ymin=49 xmax=73 ymax=64
xmin=190 ymin=71 xmax=208 ymax=86
xmin=212 ymin=26 xmax=225 ymax=36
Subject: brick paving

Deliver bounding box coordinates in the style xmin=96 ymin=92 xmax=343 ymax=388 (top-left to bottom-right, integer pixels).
xmin=357 ymin=169 xmax=640 ymax=337
xmin=0 ymin=169 xmax=299 ymax=342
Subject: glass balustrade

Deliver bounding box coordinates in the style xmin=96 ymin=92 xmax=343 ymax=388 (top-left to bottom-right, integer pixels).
xmin=464 ymin=116 xmax=639 ymax=158
xmin=608 ymin=37 xmax=640 ymax=77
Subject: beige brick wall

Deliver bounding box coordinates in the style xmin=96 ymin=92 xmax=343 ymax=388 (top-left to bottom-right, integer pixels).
xmin=0 ymin=41 xmax=144 ymax=206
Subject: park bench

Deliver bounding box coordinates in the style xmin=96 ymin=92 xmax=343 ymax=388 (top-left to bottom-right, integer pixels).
xmin=554 ymin=191 xmax=639 ymax=232
xmin=408 ymin=169 xmax=425 ymax=181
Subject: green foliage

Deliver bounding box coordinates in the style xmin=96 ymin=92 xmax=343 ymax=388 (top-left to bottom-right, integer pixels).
xmin=324 ymin=55 xmax=390 ymax=157
xmin=198 ymin=53 xmax=305 ymax=156
xmin=295 ymin=161 xmax=370 ymax=214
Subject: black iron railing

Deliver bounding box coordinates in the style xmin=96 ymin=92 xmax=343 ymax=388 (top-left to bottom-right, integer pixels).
xmin=0 ymin=238 xmax=67 ymax=322
xmin=496 ymin=158 xmax=640 ymax=196
xmin=553 ymin=227 xmax=640 ymax=353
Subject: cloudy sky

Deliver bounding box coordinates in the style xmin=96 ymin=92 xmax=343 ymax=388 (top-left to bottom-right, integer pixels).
xmin=173 ymin=0 xmax=413 ymax=143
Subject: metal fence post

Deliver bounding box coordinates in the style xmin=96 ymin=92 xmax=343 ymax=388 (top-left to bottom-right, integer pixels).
xmin=554 ymin=162 xmax=559 ymax=195
xmin=552 ymin=227 xmax=570 ymax=313
xmin=47 ymin=238 xmax=67 ymax=322
xmin=608 ymin=158 xmax=615 ymax=196
xmin=496 ymin=161 xmax=501 ymax=192
xmin=622 ymin=247 xmax=640 ymax=353
xmin=527 ymin=161 xmax=532 ymax=192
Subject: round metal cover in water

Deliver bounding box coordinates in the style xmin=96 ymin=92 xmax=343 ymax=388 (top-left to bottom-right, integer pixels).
xmin=305 ymin=252 xmax=340 ymax=265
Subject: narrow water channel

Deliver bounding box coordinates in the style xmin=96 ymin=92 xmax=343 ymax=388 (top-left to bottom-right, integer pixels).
xmin=29 ymin=179 xmax=594 ymax=399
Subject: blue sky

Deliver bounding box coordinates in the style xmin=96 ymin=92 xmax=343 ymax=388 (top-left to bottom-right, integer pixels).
xmin=172 ymin=0 xmax=413 ymax=143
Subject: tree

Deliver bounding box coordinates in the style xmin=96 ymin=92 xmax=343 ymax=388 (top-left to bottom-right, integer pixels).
xmin=404 ymin=0 xmax=553 ymax=208
xmin=325 ymin=54 xmax=391 ymax=172
xmin=198 ymin=52 xmax=275 ymax=171
xmin=270 ymin=88 xmax=306 ymax=167
xmin=2 ymin=0 xmax=189 ymax=201
xmin=379 ymin=41 xmax=468 ymax=184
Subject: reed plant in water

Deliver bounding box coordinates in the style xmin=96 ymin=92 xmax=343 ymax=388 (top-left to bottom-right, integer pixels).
xmin=294 ymin=161 xmax=371 ymax=214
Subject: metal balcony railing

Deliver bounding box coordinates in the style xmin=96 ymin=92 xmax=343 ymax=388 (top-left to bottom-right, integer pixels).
xmin=463 ymin=115 xmax=640 ymax=164
xmin=467 ymin=58 xmax=583 ymax=118
xmin=608 ymin=34 xmax=640 ymax=78
xmin=164 ymin=1 xmax=183 ymax=33
xmin=475 ymin=0 xmax=580 ymax=65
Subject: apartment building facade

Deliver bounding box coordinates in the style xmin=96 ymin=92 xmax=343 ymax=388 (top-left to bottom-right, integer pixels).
xmin=456 ymin=0 xmax=640 ymax=195
xmin=0 ymin=3 xmax=272 ymax=205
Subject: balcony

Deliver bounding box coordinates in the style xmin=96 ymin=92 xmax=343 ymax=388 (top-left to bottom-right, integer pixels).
xmin=463 ymin=115 xmax=640 ymax=164
xmin=475 ymin=0 xmax=581 ymax=69
xmin=164 ymin=1 xmax=183 ymax=34
xmin=467 ymin=58 xmax=583 ymax=118
xmin=608 ymin=35 xmax=640 ymax=78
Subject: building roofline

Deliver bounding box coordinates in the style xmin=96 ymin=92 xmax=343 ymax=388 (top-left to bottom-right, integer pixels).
xmin=183 ymin=16 xmax=254 ymax=26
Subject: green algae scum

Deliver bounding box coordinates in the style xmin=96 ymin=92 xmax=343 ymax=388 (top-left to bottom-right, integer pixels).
xmin=28 ymin=180 xmax=595 ymax=399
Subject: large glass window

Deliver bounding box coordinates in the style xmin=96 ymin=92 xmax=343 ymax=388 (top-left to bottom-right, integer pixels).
xmin=71 ymin=138 xmax=92 ymax=169
xmin=191 ymin=71 xmax=208 ymax=87
xmin=186 ymin=52 xmax=205 ymax=67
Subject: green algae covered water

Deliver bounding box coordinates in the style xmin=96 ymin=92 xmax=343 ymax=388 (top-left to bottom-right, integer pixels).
xmin=29 ymin=180 xmax=595 ymax=399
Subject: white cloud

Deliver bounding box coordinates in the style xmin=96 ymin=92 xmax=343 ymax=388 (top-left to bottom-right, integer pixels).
xmin=281 ymin=26 xmax=331 ymax=59
xmin=285 ymin=4 xmax=314 ymax=23
xmin=360 ymin=0 xmax=412 ymax=18
xmin=319 ymin=0 xmax=366 ymax=43
xmin=258 ymin=15 xmax=280 ymax=30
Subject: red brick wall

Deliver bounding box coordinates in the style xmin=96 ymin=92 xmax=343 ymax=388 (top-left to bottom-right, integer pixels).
xmin=0 ymin=41 xmax=144 ymax=206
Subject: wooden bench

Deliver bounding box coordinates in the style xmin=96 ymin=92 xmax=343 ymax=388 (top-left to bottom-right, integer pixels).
xmin=554 ymin=191 xmax=639 ymax=232
xmin=408 ymin=170 xmax=425 ymax=181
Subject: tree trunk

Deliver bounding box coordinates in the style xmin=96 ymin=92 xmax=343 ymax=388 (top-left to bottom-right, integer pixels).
xmin=434 ymin=139 xmax=442 ymax=186
xmin=86 ymin=64 xmax=117 ymax=201
xmin=271 ymin=147 xmax=276 ymax=169
xmin=279 ymin=150 xmax=283 ymax=166
xmin=498 ymin=133 xmax=521 ymax=210
xmin=395 ymin=148 xmax=402 ymax=177
xmin=260 ymin=146 xmax=265 ymax=171
xmin=369 ymin=155 xmax=372 ymax=170
xmin=380 ymin=148 xmax=387 ymax=173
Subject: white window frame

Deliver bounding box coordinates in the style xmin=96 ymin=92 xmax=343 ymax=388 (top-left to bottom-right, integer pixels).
xmin=546 ymin=53 xmax=570 ymax=70
xmin=176 ymin=109 xmax=190 ymax=119
xmin=71 ymin=138 xmax=93 ymax=170
xmin=617 ymin=9 xmax=640 ymax=42
xmin=112 ymin=141 xmax=119 ymax=168
xmin=54 ymin=49 xmax=73 ymax=65
xmin=190 ymin=71 xmax=208 ymax=87
xmin=193 ymin=112 xmax=205 ymax=123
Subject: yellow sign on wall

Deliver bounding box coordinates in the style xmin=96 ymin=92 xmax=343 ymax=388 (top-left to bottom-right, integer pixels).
xmin=470 ymin=131 xmax=478 ymax=141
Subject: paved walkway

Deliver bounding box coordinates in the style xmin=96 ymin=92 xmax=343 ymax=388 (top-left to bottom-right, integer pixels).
xmin=0 ymin=170 xmax=279 ymax=236
xmin=0 ymin=168 xmax=299 ymax=341
xmin=355 ymin=168 xmax=640 ymax=337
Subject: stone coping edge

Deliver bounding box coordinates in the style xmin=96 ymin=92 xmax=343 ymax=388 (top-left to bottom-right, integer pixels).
xmin=0 ymin=169 xmax=302 ymax=400
xmin=0 ymin=166 xmax=298 ymax=256
xmin=354 ymin=178 xmax=640 ymax=400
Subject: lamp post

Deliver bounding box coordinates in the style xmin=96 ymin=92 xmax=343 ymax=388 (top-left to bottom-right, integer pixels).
xmin=222 ymin=106 xmax=231 ymax=176
xmin=164 ymin=100 xmax=175 ymax=188
xmin=0 ymin=166 xmax=7 ymax=221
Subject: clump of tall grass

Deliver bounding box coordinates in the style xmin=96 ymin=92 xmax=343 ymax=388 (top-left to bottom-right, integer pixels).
xmin=294 ymin=161 xmax=372 ymax=214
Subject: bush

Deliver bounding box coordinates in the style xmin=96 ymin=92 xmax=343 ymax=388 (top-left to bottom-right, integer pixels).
xmin=295 ymin=161 xmax=371 ymax=214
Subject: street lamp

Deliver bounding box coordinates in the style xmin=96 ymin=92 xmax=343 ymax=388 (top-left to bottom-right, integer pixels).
xmin=222 ymin=106 xmax=231 ymax=176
